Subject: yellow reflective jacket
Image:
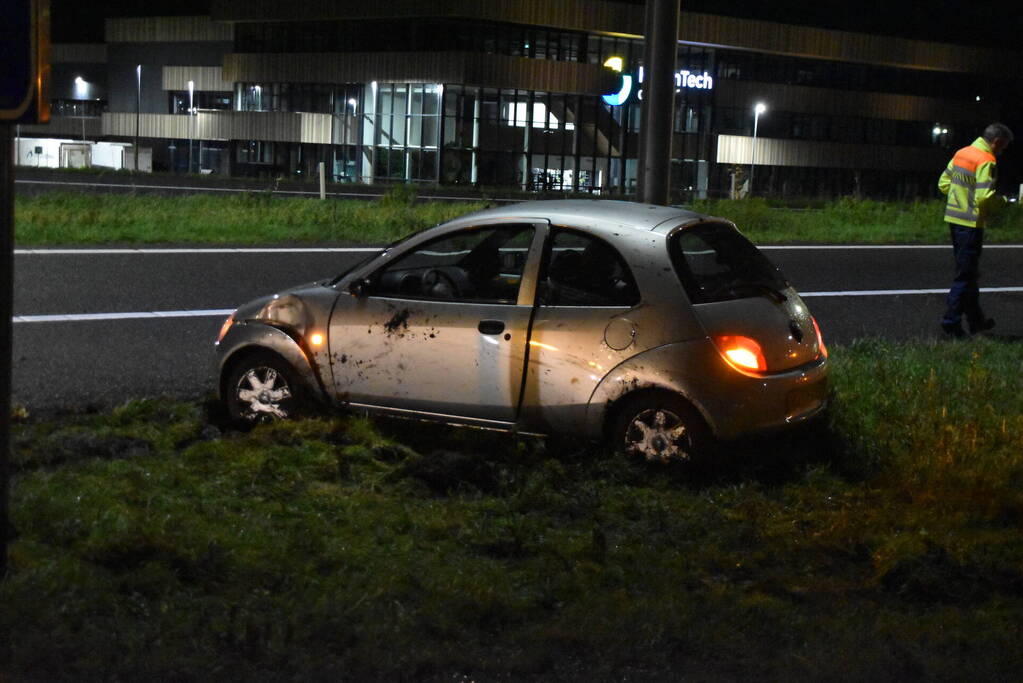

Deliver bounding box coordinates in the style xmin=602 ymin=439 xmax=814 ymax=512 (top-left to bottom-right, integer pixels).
xmin=938 ymin=137 xmax=999 ymax=228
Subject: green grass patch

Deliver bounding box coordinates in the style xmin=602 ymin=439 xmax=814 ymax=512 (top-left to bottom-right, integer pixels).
xmin=693 ymin=197 xmax=1023 ymax=244
xmin=4 ymin=338 xmax=1023 ymax=679
xmin=15 ymin=190 xmax=1023 ymax=246
xmin=14 ymin=188 xmax=487 ymax=246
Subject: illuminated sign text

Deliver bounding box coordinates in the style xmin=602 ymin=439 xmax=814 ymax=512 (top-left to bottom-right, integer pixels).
xmin=603 ymin=58 xmax=714 ymax=106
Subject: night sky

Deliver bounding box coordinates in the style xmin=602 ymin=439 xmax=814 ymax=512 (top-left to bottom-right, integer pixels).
xmin=687 ymin=0 xmax=1021 ymax=49
xmin=50 ymin=0 xmax=1023 ymax=47
xmin=51 ymin=0 xmax=212 ymax=43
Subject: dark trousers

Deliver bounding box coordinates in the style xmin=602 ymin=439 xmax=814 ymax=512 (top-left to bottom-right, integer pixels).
xmin=942 ymin=224 xmax=985 ymax=328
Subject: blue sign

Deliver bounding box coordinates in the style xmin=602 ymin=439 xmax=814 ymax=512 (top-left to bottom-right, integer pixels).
xmin=602 ymin=57 xmax=634 ymax=107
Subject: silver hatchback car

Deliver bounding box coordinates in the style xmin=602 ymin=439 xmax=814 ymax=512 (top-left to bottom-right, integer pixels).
xmin=216 ymin=200 xmax=828 ymax=461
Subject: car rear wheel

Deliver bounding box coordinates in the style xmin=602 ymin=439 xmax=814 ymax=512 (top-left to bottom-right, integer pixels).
xmin=225 ymin=351 xmax=308 ymax=425
xmin=613 ymin=393 xmax=710 ymax=463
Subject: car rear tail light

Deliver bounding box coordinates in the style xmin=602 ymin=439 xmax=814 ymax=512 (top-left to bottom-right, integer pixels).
xmin=811 ymin=316 xmax=828 ymax=359
xmin=715 ymin=335 xmax=767 ymax=373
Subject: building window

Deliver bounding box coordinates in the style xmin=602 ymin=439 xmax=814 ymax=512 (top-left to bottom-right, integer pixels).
xmin=235 ymin=19 xmax=620 ymax=68
xmin=51 ymin=99 xmax=105 ymax=117
xmin=503 ymin=101 xmax=574 ymax=130
xmin=366 ymin=83 xmax=443 ymax=182
xmin=237 ymin=84 xmax=266 ymax=111
xmin=170 ymin=91 xmax=232 ymax=114
xmin=237 ymin=140 xmax=274 ymax=164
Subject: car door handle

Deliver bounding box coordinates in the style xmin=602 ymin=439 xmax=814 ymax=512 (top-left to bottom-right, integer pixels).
xmin=478 ymin=320 xmax=505 ymax=335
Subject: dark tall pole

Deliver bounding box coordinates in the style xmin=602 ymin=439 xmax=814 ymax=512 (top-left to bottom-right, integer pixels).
xmin=636 ymin=0 xmax=679 ymax=206
xmin=134 ymin=64 xmax=141 ymax=173
xmin=3 ymin=0 xmax=49 ymax=579
xmin=1 ymin=124 xmax=13 ymax=578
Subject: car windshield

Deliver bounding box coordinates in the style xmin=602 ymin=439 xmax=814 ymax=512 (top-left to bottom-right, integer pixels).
xmin=329 ymin=230 xmax=423 ymax=285
xmin=668 ymin=222 xmax=789 ymax=304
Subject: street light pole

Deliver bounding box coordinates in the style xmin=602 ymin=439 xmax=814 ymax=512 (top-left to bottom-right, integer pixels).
xmin=75 ymin=76 xmax=87 ymax=142
xmin=188 ymin=80 xmax=194 ymax=174
xmin=636 ymin=0 xmax=679 ymax=206
xmin=134 ymin=64 xmax=141 ymax=173
xmin=750 ymin=102 xmax=766 ymax=197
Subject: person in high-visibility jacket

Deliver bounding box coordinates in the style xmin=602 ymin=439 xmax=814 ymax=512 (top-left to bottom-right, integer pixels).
xmin=938 ymin=122 xmax=1013 ymax=337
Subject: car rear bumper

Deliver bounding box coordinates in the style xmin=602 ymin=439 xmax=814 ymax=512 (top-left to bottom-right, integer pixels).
xmin=585 ymin=340 xmax=829 ymax=442
xmin=699 ymin=354 xmax=830 ymax=441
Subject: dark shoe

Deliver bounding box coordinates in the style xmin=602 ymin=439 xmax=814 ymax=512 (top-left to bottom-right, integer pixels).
xmin=941 ymin=322 xmax=967 ymax=339
xmin=968 ymin=318 xmax=995 ymax=334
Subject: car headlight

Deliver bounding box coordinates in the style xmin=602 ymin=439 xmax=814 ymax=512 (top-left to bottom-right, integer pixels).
xmin=259 ymin=294 xmax=307 ymax=330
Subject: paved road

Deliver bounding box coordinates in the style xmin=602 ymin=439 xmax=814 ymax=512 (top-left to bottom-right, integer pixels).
xmin=11 ymin=245 xmax=1023 ymax=410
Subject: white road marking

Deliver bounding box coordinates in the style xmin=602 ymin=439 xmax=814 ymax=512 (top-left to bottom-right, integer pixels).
xmin=760 ymin=244 xmax=1023 ymax=250
xmin=14 ymin=247 xmax=381 ymax=254
xmin=13 ymin=244 xmax=1023 ymax=255
xmin=13 ymin=309 xmax=234 ymax=323
xmin=801 ymin=286 xmax=1023 ymax=297
xmin=13 ymin=286 xmax=1023 ymax=323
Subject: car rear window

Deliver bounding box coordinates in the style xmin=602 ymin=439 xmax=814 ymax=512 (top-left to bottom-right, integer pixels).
xmin=668 ymin=222 xmax=789 ymax=304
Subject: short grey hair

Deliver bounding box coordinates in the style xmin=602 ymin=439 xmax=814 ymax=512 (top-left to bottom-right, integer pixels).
xmin=983 ymin=122 xmax=1014 ymax=143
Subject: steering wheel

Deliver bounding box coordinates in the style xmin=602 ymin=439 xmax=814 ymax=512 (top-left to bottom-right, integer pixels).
xmin=421 ymin=268 xmax=459 ymax=298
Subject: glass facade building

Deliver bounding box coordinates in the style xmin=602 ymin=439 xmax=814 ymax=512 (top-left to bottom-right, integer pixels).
xmin=212 ymin=10 xmax=1012 ymax=198
xmin=21 ymin=3 xmax=1022 ymax=199
xmin=227 ymin=27 xmax=718 ymax=197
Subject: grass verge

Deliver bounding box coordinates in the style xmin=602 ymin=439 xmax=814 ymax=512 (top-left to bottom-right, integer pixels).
xmin=14 ymin=189 xmax=487 ymax=246
xmin=693 ymin=197 xmax=1023 ymax=244
xmin=3 ymin=338 xmax=1023 ymax=680
xmin=14 ymin=191 xmax=1023 ymax=246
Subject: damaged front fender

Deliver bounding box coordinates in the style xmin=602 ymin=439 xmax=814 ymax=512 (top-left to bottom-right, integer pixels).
xmin=216 ymin=321 xmax=326 ymax=403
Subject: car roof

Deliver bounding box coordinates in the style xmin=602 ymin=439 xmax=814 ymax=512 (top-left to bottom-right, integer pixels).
xmin=444 ymin=199 xmax=710 ymax=237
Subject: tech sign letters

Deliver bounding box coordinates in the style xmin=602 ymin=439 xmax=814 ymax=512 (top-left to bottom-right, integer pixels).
xmin=603 ymin=58 xmax=713 ymax=106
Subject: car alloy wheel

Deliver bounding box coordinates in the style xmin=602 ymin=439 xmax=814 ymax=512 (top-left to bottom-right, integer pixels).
xmin=614 ymin=393 xmax=709 ymax=463
xmin=226 ymin=351 xmax=304 ymax=424
xmin=624 ymin=408 xmax=692 ymax=461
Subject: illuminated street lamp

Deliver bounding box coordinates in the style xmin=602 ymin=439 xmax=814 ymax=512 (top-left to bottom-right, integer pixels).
xmin=750 ymin=102 xmax=767 ymax=197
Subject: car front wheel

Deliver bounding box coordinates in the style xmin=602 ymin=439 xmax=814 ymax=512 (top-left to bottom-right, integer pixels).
xmin=612 ymin=392 xmax=710 ymax=463
xmin=225 ymin=351 xmax=308 ymax=425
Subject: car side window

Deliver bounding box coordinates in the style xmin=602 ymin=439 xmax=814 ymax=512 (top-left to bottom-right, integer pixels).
xmin=370 ymin=224 xmax=535 ymax=303
xmin=539 ymin=230 xmax=640 ymax=307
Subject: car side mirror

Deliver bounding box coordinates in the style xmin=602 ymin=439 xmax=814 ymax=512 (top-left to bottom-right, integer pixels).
xmin=348 ymin=278 xmax=371 ymax=297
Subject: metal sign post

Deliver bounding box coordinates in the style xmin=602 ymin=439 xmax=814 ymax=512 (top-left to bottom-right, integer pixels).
xmin=1 ymin=0 xmax=49 ymax=579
